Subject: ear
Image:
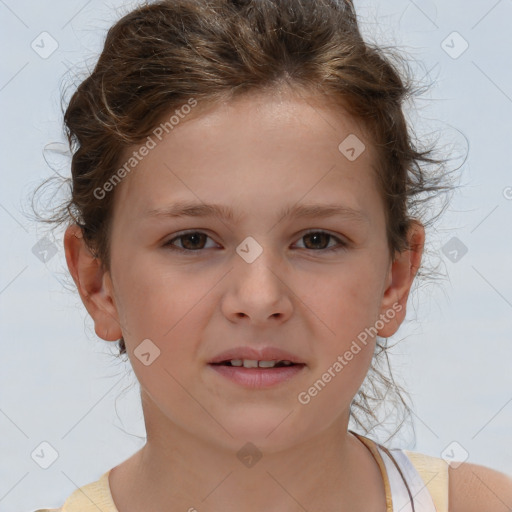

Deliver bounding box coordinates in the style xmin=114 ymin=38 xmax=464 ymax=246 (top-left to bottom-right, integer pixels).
xmin=377 ymin=220 xmax=425 ymax=338
xmin=63 ymin=224 xmax=122 ymax=341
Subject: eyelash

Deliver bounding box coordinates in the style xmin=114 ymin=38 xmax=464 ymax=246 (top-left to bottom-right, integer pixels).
xmin=162 ymin=229 xmax=348 ymax=254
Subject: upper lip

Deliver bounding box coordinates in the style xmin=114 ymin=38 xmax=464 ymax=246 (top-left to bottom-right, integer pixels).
xmin=209 ymin=346 xmax=305 ymax=364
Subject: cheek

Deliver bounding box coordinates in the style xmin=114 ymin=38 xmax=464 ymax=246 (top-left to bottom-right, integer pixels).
xmin=304 ymin=259 xmax=384 ymax=339
xmin=299 ymin=258 xmax=384 ymax=389
xmin=112 ymin=259 xmax=229 ymax=388
xmin=114 ymin=256 xmax=211 ymax=339
xmin=297 ymin=281 xmax=379 ymax=421
xmin=113 ymin=262 xmax=212 ymax=395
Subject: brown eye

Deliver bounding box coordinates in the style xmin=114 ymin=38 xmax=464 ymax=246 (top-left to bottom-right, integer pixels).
xmin=164 ymin=231 xmax=215 ymax=251
xmin=180 ymin=233 xmax=207 ymax=250
xmin=303 ymin=232 xmax=330 ymax=250
xmin=295 ymin=230 xmax=347 ymax=252
xmin=163 ymin=229 xmax=347 ymax=254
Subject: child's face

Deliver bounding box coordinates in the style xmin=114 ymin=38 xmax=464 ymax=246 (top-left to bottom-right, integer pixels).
xmin=77 ymin=90 xmax=419 ymax=450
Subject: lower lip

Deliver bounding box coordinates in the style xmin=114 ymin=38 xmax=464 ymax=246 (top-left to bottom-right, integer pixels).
xmin=208 ymin=364 xmax=306 ymax=388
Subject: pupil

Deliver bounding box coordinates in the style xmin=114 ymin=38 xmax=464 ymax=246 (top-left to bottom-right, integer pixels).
xmin=182 ymin=233 xmax=205 ymax=250
xmin=305 ymin=232 xmax=328 ymax=249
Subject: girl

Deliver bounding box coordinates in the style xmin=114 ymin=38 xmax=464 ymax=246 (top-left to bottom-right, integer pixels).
xmin=33 ymin=0 xmax=512 ymax=511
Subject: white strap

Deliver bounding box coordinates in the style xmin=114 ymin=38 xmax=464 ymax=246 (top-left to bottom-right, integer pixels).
xmin=375 ymin=446 xmax=438 ymax=512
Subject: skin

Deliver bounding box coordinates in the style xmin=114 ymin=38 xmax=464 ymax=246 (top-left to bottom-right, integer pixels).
xmin=449 ymin=462 xmax=512 ymax=512
xmin=64 ymin=88 xmax=426 ymax=512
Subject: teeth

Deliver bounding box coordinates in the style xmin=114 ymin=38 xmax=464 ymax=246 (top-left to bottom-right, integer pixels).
xmin=243 ymin=359 xmax=259 ymax=368
xmin=229 ymin=359 xmax=295 ymax=368
xmin=258 ymin=360 xmax=278 ymax=368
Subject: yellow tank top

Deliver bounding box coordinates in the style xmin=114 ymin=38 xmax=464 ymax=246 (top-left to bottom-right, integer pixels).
xmin=352 ymin=431 xmax=449 ymax=512
xmin=34 ymin=434 xmax=449 ymax=512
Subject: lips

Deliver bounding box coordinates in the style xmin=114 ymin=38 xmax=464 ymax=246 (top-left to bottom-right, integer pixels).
xmin=208 ymin=346 xmax=305 ymax=365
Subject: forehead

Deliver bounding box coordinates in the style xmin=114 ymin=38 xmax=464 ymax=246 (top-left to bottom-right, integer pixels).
xmin=111 ymin=91 xmax=382 ymax=225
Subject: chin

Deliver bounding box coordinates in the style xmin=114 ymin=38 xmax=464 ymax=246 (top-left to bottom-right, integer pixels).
xmin=211 ymin=410 xmax=309 ymax=454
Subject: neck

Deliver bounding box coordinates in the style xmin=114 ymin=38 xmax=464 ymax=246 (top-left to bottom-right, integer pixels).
xmin=109 ymin=398 xmax=386 ymax=512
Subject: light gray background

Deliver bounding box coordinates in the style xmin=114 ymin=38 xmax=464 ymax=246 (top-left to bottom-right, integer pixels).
xmin=1 ymin=0 xmax=511 ymax=510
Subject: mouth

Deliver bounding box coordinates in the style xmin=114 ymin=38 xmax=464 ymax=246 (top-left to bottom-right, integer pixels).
xmin=208 ymin=346 xmax=306 ymax=366
xmin=207 ymin=359 xmax=307 ymax=388
xmin=207 ymin=346 xmax=307 ymax=388
xmin=210 ymin=359 xmax=304 ymax=368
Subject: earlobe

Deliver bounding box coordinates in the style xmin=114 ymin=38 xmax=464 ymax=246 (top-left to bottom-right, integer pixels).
xmin=377 ymin=220 xmax=425 ymax=338
xmin=63 ymin=224 xmax=123 ymax=342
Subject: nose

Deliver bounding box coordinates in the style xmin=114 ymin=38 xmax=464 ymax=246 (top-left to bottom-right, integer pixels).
xmin=220 ymin=246 xmax=293 ymax=326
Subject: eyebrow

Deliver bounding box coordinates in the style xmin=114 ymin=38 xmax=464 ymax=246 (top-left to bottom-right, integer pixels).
xmin=143 ymin=200 xmax=369 ymax=224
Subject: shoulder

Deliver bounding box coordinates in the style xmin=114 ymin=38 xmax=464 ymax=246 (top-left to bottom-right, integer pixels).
xmin=32 ymin=471 xmax=112 ymax=512
xmin=448 ymin=460 xmax=512 ymax=512
xmin=402 ymin=449 xmax=450 ymax=511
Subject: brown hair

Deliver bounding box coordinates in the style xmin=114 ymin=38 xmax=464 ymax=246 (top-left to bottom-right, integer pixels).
xmin=33 ymin=0 xmax=458 ymax=449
